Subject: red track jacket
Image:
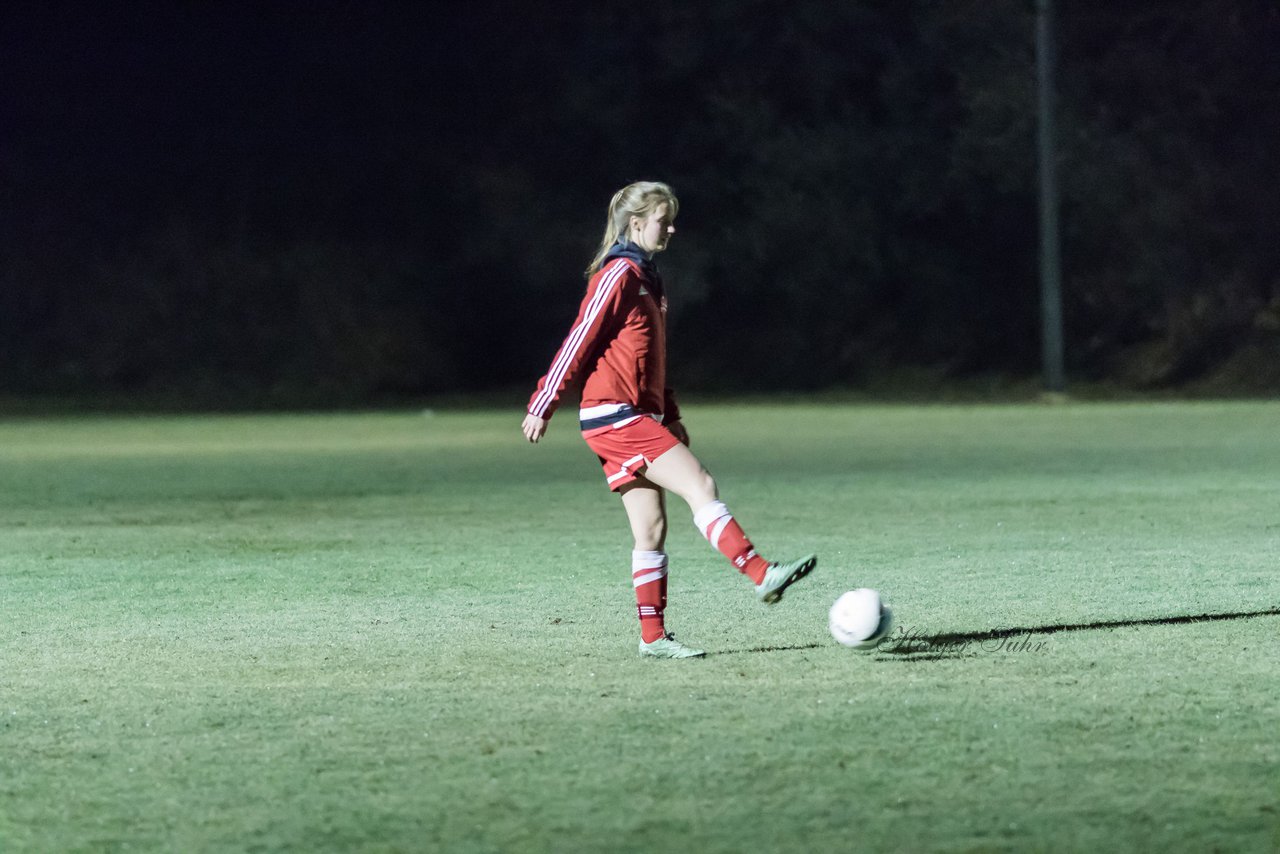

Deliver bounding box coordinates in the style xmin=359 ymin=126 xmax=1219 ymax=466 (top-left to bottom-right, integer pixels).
xmin=527 ymin=245 xmax=680 ymax=425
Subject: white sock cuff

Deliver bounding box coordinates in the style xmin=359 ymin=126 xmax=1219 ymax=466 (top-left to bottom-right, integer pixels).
xmin=693 ymin=500 xmax=730 ymax=533
xmin=631 ymin=550 xmax=668 ymax=571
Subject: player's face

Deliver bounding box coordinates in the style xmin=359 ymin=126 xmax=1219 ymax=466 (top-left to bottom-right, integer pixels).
xmin=631 ymin=203 xmax=675 ymax=254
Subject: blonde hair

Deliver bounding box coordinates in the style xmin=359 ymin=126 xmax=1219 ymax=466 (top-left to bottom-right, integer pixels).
xmin=585 ymin=181 xmax=680 ymax=277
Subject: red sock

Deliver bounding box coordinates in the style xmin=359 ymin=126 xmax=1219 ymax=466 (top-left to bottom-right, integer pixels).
xmin=693 ymin=501 xmax=771 ymax=585
xmin=633 ymin=550 xmax=668 ymax=642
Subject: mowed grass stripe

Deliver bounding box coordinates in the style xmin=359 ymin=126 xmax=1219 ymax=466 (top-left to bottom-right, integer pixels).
xmin=1 ymin=401 xmax=1277 ymax=852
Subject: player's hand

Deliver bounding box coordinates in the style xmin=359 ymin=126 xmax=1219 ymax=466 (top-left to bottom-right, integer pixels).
xmin=522 ymin=413 xmax=548 ymax=444
xmin=668 ymin=420 xmax=690 ymax=447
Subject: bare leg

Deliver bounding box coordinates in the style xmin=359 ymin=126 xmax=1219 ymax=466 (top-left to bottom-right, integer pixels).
xmin=640 ymin=441 xmax=816 ymax=601
xmin=616 ymin=479 xmax=694 ymax=651
xmin=618 ymin=479 xmax=667 ymax=550
xmin=639 ymin=442 xmax=718 ymax=513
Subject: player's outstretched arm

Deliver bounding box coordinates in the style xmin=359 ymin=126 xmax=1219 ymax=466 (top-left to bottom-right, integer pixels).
xmin=522 ymin=413 xmax=548 ymax=444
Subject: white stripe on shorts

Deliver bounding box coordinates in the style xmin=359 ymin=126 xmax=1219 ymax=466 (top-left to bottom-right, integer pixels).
xmin=606 ymin=454 xmax=647 ymax=483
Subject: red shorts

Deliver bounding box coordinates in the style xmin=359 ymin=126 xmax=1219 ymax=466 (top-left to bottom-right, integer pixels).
xmin=582 ymin=415 xmax=682 ymax=491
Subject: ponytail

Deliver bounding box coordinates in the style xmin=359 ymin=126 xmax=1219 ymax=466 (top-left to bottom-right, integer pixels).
xmin=585 ymin=181 xmax=679 ymax=277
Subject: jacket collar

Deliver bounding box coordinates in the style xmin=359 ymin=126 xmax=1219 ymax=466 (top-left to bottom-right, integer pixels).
xmin=603 ymin=240 xmax=663 ymax=293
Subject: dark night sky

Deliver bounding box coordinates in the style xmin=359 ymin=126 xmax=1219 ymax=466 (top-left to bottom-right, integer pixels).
xmin=5 ymin=1 xmax=848 ymax=241
xmin=4 ymin=1 xmax=725 ymax=397
xmin=4 ymin=2 xmax=1279 ymax=399
xmin=6 ymin=3 xmax=501 ymax=240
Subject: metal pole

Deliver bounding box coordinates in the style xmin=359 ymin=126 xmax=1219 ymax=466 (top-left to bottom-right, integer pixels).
xmin=1037 ymin=0 xmax=1066 ymax=393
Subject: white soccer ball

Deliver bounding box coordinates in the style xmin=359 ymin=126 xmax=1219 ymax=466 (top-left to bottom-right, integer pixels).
xmin=829 ymin=588 xmax=893 ymax=650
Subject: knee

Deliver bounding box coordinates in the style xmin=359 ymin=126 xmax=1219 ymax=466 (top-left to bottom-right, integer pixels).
xmin=689 ymin=469 xmax=718 ymax=509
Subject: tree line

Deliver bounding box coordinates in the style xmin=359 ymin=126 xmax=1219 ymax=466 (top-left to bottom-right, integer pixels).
xmin=3 ymin=0 xmax=1277 ymax=404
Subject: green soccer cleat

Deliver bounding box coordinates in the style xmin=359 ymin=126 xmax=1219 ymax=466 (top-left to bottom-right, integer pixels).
xmin=638 ymin=633 xmax=706 ymax=659
xmin=756 ymin=554 xmax=818 ymax=604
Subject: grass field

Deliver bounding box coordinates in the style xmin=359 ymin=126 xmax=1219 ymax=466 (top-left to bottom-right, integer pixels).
xmin=2 ymin=401 xmax=1278 ymax=852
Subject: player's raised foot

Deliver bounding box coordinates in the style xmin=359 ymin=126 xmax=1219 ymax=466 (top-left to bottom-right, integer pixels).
xmin=756 ymin=554 xmax=818 ymax=604
xmin=638 ymin=632 xmax=706 ymax=659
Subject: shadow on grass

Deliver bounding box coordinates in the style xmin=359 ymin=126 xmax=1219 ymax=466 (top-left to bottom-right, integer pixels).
xmin=717 ymin=607 xmax=1280 ymax=660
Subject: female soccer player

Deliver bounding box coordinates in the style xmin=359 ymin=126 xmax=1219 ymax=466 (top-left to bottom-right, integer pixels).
xmin=522 ymin=181 xmax=816 ymax=659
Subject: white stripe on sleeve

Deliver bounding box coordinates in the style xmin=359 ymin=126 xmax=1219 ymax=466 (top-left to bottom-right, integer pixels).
xmin=530 ymin=260 xmax=629 ymax=417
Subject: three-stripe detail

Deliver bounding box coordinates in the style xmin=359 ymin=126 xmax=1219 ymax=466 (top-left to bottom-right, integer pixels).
xmin=530 ymin=259 xmax=631 ymax=417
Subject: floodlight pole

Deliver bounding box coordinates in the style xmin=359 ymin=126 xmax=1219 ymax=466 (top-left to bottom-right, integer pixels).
xmin=1037 ymin=0 xmax=1066 ymax=393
